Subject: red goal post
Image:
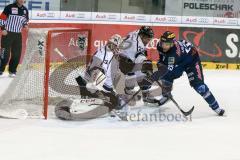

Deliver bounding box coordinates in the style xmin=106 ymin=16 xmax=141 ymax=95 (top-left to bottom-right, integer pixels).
xmin=44 ymin=29 xmax=92 ymax=119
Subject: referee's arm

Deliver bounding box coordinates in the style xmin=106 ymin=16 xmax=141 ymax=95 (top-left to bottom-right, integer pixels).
xmin=23 ymin=8 xmax=29 ymax=28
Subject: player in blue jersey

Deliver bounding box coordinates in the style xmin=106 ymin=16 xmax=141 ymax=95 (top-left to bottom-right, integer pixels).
xmin=154 ymin=31 xmax=225 ymax=116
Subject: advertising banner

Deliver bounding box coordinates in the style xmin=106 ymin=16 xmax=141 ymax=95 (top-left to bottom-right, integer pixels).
xmin=179 ymin=27 xmax=240 ymax=63
xmin=60 ymin=12 xmax=92 ymax=21
xmin=213 ymin=17 xmax=238 ymax=25
xmin=4 ymin=23 xmax=239 ymax=69
xmin=120 ymin=13 xmax=151 ymax=23
xmin=92 ymin=12 xmax=120 ymax=21
xmin=181 ymin=16 xmax=214 ymax=25
xmin=151 ymin=15 xmax=182 ymax=24
xmin=31 ymin=10 xmax=60 ymax=19
xmin=165 ymin=0 xmax=240 ymax=18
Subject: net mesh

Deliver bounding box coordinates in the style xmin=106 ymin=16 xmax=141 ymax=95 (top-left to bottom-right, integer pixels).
xmin=0 ymin=28 xmax=91 ymax=118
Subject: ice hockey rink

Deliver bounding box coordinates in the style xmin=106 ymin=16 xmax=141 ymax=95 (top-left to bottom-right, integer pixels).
xmin=0 ymin=70 xmax=239 ymax=160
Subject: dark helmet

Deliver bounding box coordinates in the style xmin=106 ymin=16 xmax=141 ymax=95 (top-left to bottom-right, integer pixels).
xmin=139 ymin=26 xmax=154 ymax=38
xmin=160 ymin=31 xmax=176 ymax=43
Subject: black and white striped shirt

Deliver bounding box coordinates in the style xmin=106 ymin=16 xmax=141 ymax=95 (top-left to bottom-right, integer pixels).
xmin=0 ymin=2 xmax=29 ymax=33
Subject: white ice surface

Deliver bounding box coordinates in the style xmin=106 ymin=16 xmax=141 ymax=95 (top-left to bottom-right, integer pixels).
xmin=0 ymin=70 xmax=240 ymax=160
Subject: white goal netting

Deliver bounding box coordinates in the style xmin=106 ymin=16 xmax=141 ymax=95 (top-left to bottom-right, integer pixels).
xmin=0 ymin=28 xmax=91 ymax=119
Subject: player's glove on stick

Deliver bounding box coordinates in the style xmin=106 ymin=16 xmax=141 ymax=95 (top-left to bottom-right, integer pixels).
xmin=142 ymin=60 xmax=153 ymax=74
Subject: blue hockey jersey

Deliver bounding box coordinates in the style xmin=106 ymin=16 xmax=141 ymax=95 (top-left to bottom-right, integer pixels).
xmin=156 ymin=40 xmax=200 ymax=82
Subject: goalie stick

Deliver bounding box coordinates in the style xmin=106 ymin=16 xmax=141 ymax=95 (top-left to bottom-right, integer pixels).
xmin=54 ymin=49 xmax=112 ymax=102
xmin=54 ymin=48 xmax=106 ymax=86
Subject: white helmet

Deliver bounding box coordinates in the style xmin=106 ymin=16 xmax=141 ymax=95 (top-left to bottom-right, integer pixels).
xmin=108 ymin=34 xmax=122 ymax=47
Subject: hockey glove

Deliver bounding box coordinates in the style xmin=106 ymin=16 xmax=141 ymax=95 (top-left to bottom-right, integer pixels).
xmin=142 ymin=60 xmax=153 ymax=74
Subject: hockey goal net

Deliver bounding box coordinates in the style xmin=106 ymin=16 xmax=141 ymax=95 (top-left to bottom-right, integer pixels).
xmin=0 ymin=28 xmax=92 ymax=119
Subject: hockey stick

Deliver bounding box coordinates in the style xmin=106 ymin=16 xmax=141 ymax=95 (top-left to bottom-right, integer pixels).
xmin=54 ymin=48 xmax=113 ymax=102
xmin=54 ymin=48 xmax=68 ymax=62
xmin=151 ymin=73 xmax=194 ymax=117
xmin=168 ymin=96 xmax=194 ymax=117
xmin=120 ymin=88 xmax=141 ymax=108
xmin=118 ymin=72 xmax=154 ymax=109
xmin=54 ymin=48 xmax=105 ymax=86
xmin=0 ymin=109 xmax=28 ymax=119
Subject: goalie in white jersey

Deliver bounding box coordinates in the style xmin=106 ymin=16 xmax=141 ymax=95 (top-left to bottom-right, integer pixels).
xmin=75 ymin=34 xmax=123 ymax=108
xmin=119 ymin=26 xmax=156 ymax=103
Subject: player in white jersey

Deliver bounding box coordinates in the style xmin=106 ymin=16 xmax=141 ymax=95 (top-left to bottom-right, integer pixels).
xmin=119 ymin=26 xmax=156 ymax=103
xmin=55 ymin=35 xmax=125 ymax=121
xmin=75 ymin=34 xmax=122 ymax=106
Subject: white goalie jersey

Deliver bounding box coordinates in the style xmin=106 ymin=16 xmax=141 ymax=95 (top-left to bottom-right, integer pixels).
xmin=84 ymin=45 xmax=119 ymax=91
xmin=85 ymin=45 xmax=114 ymax=80
xmin=83 ymin=34 xmax=123 ymax=93
xmin=92 ymin=45 xmax=114 ymax=74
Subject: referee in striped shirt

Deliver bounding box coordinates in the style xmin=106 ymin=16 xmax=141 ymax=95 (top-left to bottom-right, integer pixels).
xmin=0 ymin=0 xmax=29 ymax=77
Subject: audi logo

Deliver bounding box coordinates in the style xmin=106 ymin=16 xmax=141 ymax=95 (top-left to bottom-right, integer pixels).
xmin=227 ymin=19 xmax=238 ymax=25
xmin=167 ymin=17 xmax=177 ymax=22
xmin=198 ymin=18 xmax=209 ymax=23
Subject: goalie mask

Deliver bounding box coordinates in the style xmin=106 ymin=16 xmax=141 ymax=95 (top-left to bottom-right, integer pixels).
xmin=107 ymin=34 xmax=123 ymax=54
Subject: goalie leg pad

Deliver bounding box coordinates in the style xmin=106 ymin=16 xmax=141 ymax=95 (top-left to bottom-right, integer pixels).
xmin=55 ymin=99 xmax=109 ymax=120
xmin=55 ymin=99 xmax=73 ymax=120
